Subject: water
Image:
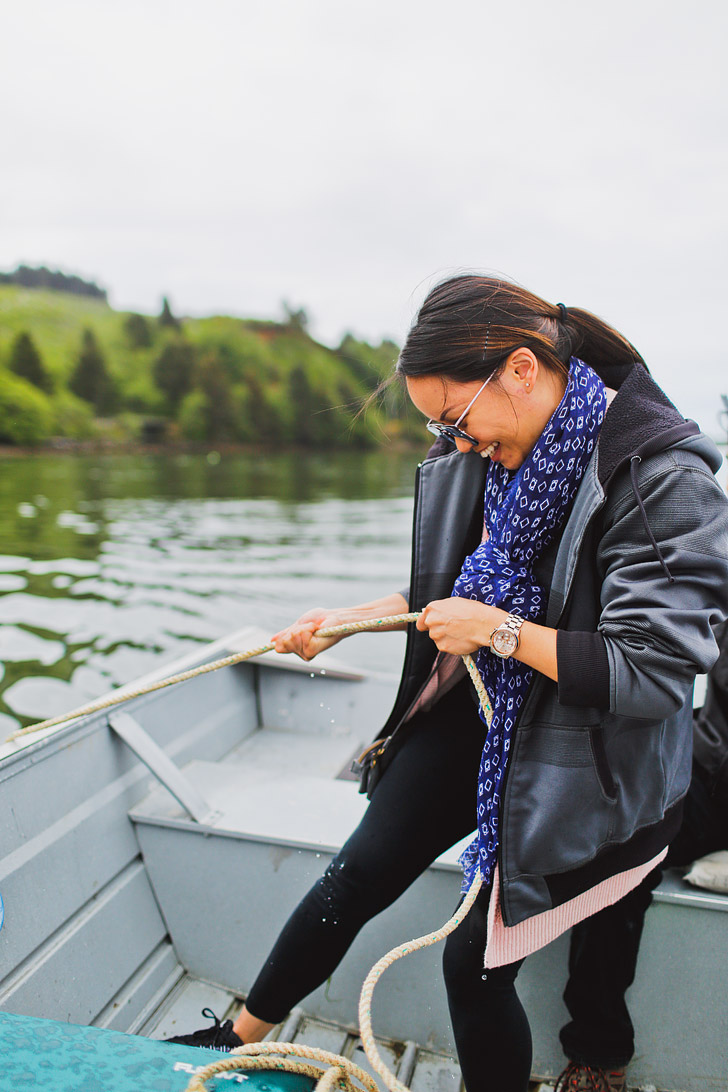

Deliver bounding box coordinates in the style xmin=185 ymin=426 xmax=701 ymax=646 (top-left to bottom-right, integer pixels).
xmin=0 ymin=450 xmax=422 ymax=733
xmin=5 ymin=443 xmax=722 ymax=737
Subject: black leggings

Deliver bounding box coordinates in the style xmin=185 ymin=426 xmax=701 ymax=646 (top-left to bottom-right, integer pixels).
xmin=246 ymin=680 xmax=531 ymax=1092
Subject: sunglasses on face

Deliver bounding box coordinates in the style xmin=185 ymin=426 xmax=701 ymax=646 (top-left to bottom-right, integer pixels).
xmin=425 ymin=373 xmax=494 ymax=447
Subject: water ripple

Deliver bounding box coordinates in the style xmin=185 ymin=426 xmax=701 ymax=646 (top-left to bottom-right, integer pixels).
xmin=0 ymin=451 xmax=418 ymax=729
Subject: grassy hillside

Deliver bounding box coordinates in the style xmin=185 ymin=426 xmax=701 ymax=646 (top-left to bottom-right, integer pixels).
xmin=0 ymin=287 xmax=418 ymax=448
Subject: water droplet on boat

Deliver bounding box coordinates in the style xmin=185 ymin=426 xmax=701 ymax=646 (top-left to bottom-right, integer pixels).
xmin=319 ymin=702 xmax=324 ymax=707
xmin=481 ymin=974 xmax=488 ymax=981
xmin=309 ymin=672 xmax=315 ymax=678
xmin=320 ymin=669 xmax=326 ymax=675
xmin=315 ymin=853 xmax=321 ymax=858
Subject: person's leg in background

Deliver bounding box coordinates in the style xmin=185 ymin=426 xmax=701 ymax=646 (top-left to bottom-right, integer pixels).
xmin=556 ymin=758 xmax=728 ymax=1090
xmin=558 ymin=867 xmax=663 ymax=1077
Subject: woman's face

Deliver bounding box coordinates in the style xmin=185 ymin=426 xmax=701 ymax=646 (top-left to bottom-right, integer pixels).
xmin=405 ymin=349 xmax=567 ymax=471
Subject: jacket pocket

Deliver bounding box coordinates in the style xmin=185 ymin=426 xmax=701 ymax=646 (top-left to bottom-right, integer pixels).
xmin=589 ymin=727 xmax=618 ymax=801
xmin=503 ymin=723 xmax=617 ymax=876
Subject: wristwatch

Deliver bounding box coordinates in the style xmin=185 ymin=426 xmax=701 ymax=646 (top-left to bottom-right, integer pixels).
xmin=490 ymin=613 xmax=525 ymax=658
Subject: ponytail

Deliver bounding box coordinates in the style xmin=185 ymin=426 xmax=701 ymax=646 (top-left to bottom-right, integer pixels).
xmin=397 ymin=275 xmax=645 ymax=385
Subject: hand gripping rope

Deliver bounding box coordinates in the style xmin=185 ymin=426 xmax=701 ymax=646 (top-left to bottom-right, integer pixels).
xmin=6 ymin=612 xmax=493 ymax=741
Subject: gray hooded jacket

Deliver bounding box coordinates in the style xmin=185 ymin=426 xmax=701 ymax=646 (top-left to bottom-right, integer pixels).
xmin=382 ymin=362 xmax=728 ymax=925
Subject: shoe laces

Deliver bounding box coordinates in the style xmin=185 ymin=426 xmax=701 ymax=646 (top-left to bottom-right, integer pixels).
xmin=201 ymin=1007 xmax=223 ymax=1028
xmin=199 ymin=1007 xmax=237 ymax=1046
xmin=554 ymin=1061 xmax=625 ymax=1092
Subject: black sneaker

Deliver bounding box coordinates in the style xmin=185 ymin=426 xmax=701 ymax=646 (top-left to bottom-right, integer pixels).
xmin=165 ymin=1007 xmax=244 ymax=1052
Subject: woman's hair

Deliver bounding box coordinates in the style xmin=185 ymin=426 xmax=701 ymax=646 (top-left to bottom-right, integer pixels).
xmin=396 ymin=274 xmax=645 ymax=384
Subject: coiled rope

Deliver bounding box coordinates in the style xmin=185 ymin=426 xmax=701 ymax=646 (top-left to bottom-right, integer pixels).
xmin=182 ymin=872 xmax=484 ymax=1092
xmin=6 ymin=612 xmax=493 ymax=742
xmin=183 ymin=1042 xmax=380 ymax=1092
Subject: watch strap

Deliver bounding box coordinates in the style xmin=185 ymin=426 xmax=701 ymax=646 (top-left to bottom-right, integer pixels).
xmin=490 ymin=613 xmax=525 ymax=657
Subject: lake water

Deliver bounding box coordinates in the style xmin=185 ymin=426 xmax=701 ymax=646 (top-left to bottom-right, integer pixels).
xmin=3 ymin=444 xmax=725 ymax=738
xmin=0 ymin=450 xmax=423 ymax=735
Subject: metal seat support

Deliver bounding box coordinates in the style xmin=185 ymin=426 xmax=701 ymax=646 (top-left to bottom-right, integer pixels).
xmin=109 ymin=712 xmax=221 ymax=825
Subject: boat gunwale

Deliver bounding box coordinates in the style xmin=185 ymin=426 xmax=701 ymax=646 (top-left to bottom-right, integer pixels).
xmin=0 ymin=625 xmax=393 ymax=770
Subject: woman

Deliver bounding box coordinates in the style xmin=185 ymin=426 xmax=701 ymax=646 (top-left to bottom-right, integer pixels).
xmin=169 ymin=276 xmax=728 ymax=1092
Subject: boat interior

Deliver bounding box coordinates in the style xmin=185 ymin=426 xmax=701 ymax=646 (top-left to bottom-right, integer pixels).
xmin=0 ymin=627 xmax=726 ymax=1091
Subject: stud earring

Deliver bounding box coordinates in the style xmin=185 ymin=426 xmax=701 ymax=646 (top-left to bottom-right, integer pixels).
xmin=525 ymin=381 xmax=530 ymax=389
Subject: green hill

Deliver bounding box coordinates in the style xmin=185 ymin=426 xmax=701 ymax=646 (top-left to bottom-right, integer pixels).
xmin=0 ymin=286 xmax=417 ymax=448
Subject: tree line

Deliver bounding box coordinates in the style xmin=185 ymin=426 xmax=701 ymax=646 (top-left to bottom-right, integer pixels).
xmin=0 ymin=264 xmax=107 ymax=300
xmin=0 ymin=296 xmax=416 ymax=448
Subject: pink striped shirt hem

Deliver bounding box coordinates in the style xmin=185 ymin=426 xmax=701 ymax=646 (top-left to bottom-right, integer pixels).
xmin=484 ymin=848 xmax=668 ymax=968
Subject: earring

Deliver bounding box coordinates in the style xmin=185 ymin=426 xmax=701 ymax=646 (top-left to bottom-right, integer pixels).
xmin=525 ymin=381 xmax=530 ymax=389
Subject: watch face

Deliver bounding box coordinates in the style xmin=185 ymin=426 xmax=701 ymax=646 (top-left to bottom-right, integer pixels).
xmin=492 ymin=627 xmax=519 ymax=657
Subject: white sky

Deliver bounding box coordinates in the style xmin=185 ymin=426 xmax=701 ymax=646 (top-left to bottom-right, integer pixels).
xmin=1 ymin=0 xmax=726 ymax=434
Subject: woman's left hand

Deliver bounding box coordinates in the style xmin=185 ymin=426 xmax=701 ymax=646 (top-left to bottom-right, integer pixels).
xmin=417 ymin=597 xmax=503 ymax=655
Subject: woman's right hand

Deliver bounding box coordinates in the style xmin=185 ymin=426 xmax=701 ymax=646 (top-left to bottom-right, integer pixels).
xmin=270 ymin=608 xmax=345 ymax=662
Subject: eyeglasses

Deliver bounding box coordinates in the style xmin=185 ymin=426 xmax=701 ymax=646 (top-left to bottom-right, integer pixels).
xmin=426 ymin=372 xmax=494 ymax=447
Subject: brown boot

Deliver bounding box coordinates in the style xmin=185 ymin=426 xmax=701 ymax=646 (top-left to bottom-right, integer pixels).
xmin=554 ymin=1061 xmax=627 ymax=1092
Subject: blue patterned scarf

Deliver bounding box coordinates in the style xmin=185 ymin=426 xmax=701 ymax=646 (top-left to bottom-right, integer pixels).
xmin=453 ymin=357 xmax=608 ymax=890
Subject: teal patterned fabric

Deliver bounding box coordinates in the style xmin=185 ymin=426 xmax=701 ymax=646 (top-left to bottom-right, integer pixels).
xmin=0 ymin=1011 xmax=315 ymax=1091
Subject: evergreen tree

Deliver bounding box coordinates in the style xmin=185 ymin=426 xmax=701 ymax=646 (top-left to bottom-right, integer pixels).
xmin=153 ymin=340 xmax=196 ymax=410
xmin=288 ymin=365 xmax=336 ymax=446
xmin=8 ymin=331 xmax=52 ymax=392
xmin=0 ymin=374 xmax=53 ymax=445
xmin=288 ymin=366 xmax=314 ymax=444
xmin=282 ymin=301 xmax=309 ymax=333
xmin=184 ymin=354 xmax=237 ymax=441
xmin=69 ymin=328 xmax=117 ymax=414
xmin=159 ymin=296 xmax=181 ymax=329
xmin=200 ymin=355 xmax=237 ymax=439
xmin=244 ymin=374 xmax=285 ymax=442
xmin=123 ymin=312 xmax=153 ymax=349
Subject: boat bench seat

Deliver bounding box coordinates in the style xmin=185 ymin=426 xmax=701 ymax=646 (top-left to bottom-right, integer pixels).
xmin=653 ymin=865 xmax=728 ymax=913
xmin=130 ymin=723 xmax=471 ymax=865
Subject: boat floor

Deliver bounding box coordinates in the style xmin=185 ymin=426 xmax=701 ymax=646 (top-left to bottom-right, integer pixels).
xmin=142 ymin=973 xmax=559 ymax=1092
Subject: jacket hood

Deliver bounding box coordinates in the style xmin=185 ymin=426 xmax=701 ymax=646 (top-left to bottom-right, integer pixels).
xmin=593 ymin=359 xmax=724 ymax=584
xmin=594 ymin=361 xmax=719 ymax=484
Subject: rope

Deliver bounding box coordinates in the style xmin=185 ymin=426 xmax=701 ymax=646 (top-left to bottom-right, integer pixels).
xmin=357 ymin=870 xmax=483 ymax=1092
xmin=183 ymin=1042 xmax=380 ymax=1092
xmin=7 ymin=613 xmax=494 ymax=742
xmin=182 ymin=870 xmax=484 ymax=1092
xmin=5 ymin=612 xmax=422 ymax=742
xmin=462 ymin=652 xmax=494 ymax=725
xmin=7 ymin=607 xmax=496 ymax=1089
xmin=175 ymin=641 xmax=493 ymax=1092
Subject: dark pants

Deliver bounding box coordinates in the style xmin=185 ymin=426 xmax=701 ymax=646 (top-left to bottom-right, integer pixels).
xmin=246 ymin=679 xmax=532 ymax=1092
xmin=560 ymin=760 xmax=728 ymax=1068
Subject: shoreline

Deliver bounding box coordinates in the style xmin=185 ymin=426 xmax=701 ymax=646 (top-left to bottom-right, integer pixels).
xmin=0 ymin=438 xmax=424 ymax=460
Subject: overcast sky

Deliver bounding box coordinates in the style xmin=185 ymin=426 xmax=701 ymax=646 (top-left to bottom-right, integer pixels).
xmin=2 ymin=1 xmax=726 ymax=434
